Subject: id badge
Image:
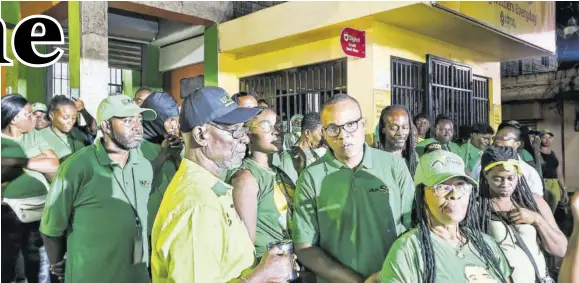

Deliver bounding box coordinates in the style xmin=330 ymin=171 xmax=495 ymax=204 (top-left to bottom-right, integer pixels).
xmin=133 ymin=219 xmax=144 ymax=264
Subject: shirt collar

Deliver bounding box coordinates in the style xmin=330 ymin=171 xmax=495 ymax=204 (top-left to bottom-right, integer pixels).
xmin=326 ymin=143 xmax=373 ymax=169
xmin=180 ymin=158 xmax=233 ymax=196
xmin=95 ymin=138 xmax=140 ymax=166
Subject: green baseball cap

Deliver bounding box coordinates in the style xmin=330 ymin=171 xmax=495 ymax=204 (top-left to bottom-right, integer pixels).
xmin=539 ymin=129 xmax=554 ymax=137
xmin=96 ymin=95 xmax=157 ymax=124
xmin=31 ymin=103 xmax=47 ymax=113
xmin=414 ymin=150 xmax=477 ymax=187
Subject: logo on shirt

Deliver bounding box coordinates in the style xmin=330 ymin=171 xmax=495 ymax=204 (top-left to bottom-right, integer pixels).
xmin=139 ymin=180 xmax=151 ymax=188
xmin=369 ymin=185 xmax=389 ymax=194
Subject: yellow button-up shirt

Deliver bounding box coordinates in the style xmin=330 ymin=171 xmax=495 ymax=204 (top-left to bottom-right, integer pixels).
xmin=151 ymin=158 xmax=256 ymax=283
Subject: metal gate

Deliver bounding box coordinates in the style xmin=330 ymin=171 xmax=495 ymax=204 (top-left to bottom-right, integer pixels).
xmin=391 ymin=57 xmax=425 ymax=118
xmin=472 ymin=76 xmax=490 ymax=125
xmin=427 ymin=55 xmax=473 ymax=136
xmin=239 ymin=59 xmax=347 ymax=130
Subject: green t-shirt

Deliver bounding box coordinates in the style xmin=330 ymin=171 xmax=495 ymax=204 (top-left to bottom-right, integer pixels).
xmin=416 ymin=138 xmax=460 ymax=156
xmin=1 ymin=130 xmax=51 ymax=199
xmin=458 ymin=142 xmax=483 ymax=174
xmin=278 ymin=147 xmax=326 ymax=185
xmin=380 ymin=228 xmax=512 ymax=283
xmin=292 ymin=144 xmax=415 ymax=282
xmin=39 ymin=139 xmax=152 ymax=283
xmin=38 ymin=127 xmax=87 ymax=162
xmin=140 ymin=140 xmax=180 ymax=234
xmin=233 ymin=158 xmax=296 ymax=258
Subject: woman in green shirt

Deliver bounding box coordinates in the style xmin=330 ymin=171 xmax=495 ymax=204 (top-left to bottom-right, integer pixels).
xmin=230 ymin=107 xmax=296 ymax=259
xmin=1 ymin=94 xmax=59 ymax=283
xmin=40 ymin=95 xmax=88 ymax=162
xmin=379 ymin=150 xmax=512 ymax=283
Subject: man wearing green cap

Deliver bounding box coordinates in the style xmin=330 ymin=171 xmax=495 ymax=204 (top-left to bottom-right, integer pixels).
xmin=40 ymin=95 xmax=157 ymax=283
xmin=32 ymin=102 xmax=50 ymax=130
xmin=416 ymin=114 xmax=460 ymax=156
xmin=292 ymin=94 xmax=414 ymax=283
xmin=458 ymin=123 xmax=494 ymax=175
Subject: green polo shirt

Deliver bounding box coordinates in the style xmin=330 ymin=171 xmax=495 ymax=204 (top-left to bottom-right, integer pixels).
xmin=458 ymin=142 xmax=483 ymax=174
xmin=380 ymin=228 xmax=512 ymax=282
xmin=416 ymin=138 xmax=460 ymax=156
xmin=140 ymin=140 xmax=180 ymax=234
xmin=1 ymin=130 xmax=51 ymax=199
xmin=292 ymin=144 xmax=415 ymax=282
xmin=38 ymin=127 xmax=87 ymax=162
xmin=40 ymin=139 xmax=152 ymax=283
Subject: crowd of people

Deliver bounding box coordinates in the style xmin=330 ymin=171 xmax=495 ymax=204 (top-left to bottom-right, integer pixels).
xmin=0 ymin=86 xmax=577 ymax=283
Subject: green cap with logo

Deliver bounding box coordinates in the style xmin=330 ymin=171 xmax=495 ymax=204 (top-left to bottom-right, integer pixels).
xmin=31 ymin=103 xmax=47 ymax=113
xmin=414 ymin=150 xmax=477 ymax=187
xmin=96 ymin=94 xmax=157 ymax=124
xmin=539 ymin=129 xmax=554 ymax=137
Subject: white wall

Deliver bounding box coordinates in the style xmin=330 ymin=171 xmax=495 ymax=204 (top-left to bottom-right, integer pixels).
xmin=159 ymin=36 xmax=204 ymax=72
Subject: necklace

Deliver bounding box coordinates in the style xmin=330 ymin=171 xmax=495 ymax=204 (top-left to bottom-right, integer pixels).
xmin=455 ymin=239 xmax=467 ymax=259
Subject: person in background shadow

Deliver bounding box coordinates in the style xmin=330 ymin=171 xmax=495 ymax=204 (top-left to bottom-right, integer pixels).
xmin=32 ymin=103 xmax=49 ymax=131
xmin=232 ymin=91 xmax=259 ymax=108
xmin=40 ymin=95 xmax=156 ymax=283
xmin=413 ymin=113 xmax=431 ymax=144
xmin=416 ymin=114 xmax=460 ymax=156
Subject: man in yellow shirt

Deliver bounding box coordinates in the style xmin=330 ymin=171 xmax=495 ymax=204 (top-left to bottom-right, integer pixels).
xmin=151 ymin=87 xmax=294 ymax=283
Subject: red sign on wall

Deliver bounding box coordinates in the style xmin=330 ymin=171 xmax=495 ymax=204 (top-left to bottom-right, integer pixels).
xmin=340 ymin=28 xmax=366 ymax=58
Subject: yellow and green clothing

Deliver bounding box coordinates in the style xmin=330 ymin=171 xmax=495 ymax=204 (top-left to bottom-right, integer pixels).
xmin=292 ymin=144 xmax=415 ymax=282
xmin=1 ymin=130 xmax=51 ymax=199
xmin=139 ymin=140 xmax=180 ymax=234
xmin=38 ymin=127 xmax=87 ymax=162
xmin=233 ymin=158 xmax=296 ymax=258
xmin=151 ymin=159 xmax=256 ymax=283
xmin=380 ymin=228 xmax=512 ymax=283
xmin=458 ymin=142 xmax=483 ymax=174
xmin=39 ymin=139 xmax=152 ymax=283
xmin=416 ymin=138 xmax=460 ymax=156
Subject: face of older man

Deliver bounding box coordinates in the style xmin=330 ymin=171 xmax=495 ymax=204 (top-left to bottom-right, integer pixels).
xmin=204 ymin=122 xmax=250 ymax=170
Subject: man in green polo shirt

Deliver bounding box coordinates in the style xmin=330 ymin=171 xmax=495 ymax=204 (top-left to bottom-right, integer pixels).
xmin=40 ymin=95 xmax=157 ymax=283
xmin=458 ymin=123 xmax=494 ymax=175
xmin=416 ymin=114 xmax=460 ymax=156
xmin=292 ymin=94 xmax=415 ymax=283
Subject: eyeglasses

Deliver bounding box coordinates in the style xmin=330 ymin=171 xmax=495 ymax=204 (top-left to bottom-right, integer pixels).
xmin=210 ymin=122 xmax=249 ymax=139
xmin=248 ymin=120 xmax=281 ymax=134
xmin=428 ymin=183 xmax=473 ymax=198
xmin=323 ymin=117 xmax=363 ymax=138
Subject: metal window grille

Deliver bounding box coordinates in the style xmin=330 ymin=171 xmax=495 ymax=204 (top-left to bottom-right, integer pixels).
xmin=108 ymin=39 xmax=143 ymax=71
xmin=109 ymin=68 xmax=123 ymax=95
xmin=391 ymin=57 xmax=425 ymax=118
xmin=426 ymin=55 xmax=473 ymax=136
xmin=51 ymin=62 xmax=70 ymax=97
xmin=472 ymin=76 xmax=490 ymax=125
xmin=239 ymin=59 xmax=347 ymax=132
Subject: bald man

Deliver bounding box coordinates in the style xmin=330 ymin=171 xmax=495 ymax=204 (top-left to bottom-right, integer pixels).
xmin=231 ymin=92 xmax=258 ymax=108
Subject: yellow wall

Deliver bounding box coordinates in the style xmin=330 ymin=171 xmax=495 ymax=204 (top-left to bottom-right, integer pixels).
xmin=218 ymin=19 xmax=502 ymax=142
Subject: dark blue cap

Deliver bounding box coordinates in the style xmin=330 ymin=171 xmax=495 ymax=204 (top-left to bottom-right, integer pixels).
xmin=179 ymin=86 xmax=262 ymax=133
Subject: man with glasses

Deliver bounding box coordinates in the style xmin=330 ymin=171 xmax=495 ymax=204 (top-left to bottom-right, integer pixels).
xmin=151 ymin=87 xmax=294 ymax=282
xmin=416 ymin=114 xmax=460 ymax=156
xmin=471 ymin=122 xmax=543 ymax=196
xmin=292 ymin=94 xmax=415 ymax=283
xmin=458 ymin=123 xmax=494 ymax=175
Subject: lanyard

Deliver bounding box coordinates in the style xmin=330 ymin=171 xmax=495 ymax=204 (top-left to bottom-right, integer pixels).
xmin=109 ymin=165 xmax=141 ymax=235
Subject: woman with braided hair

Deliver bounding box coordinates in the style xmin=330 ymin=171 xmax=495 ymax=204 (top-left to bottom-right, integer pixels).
xmin=478 ymin=146 xmax=566 ymax=283
xmin=378 ymin=150 xmax=512 ymax=283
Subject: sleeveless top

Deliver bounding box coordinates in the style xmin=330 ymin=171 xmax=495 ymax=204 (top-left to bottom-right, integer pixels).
xmin=489 ymin=217 xmax=547 ymax=282
xmin=236 ymin=158 xmax=296 ymax=258
xmin=540 ymin=151 xmax=558 ymax=179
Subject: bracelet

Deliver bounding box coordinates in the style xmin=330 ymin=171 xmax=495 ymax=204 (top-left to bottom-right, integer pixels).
xmin=239 ymin=276 xmax=250 ymax=283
